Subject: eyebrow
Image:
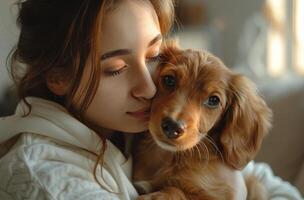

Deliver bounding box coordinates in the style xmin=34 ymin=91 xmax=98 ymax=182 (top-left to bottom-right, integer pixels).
xmin=100 ymin=34 xmax=162 ymax=61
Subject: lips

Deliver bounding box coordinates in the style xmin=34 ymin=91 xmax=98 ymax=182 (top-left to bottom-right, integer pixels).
xmin=127 ymin=107 xmax=151 ymax=120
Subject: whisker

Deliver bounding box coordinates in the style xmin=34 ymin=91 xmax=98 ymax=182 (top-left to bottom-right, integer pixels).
xmin=201 ymin=146 xmax=207 ymax=161
xmin=189 ymin=146 xmax=194 ymax=159
xmin=201 ymin=141 xmax=209 ymax=166
xmin=195 ymin=144 xmax=203 ymax=162
xmin=198 ymin=138 xmax=210 ymax=165
xmin=198 ymin=135 xmax=208 ymax=159
xmin=205 ymin=135 xmax=224 ymax=162
xmin=195 ymin=140 xmax=205 ymax=162
xmin=192 ymin=146 xmax=196 ymax=159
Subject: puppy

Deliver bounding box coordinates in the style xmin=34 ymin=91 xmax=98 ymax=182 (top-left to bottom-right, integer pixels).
xmin=132 ymin=40 xmax=272 ymax=200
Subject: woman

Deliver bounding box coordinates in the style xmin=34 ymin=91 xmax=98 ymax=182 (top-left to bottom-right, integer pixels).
xmin=0 ymin=0 xmax=302 ymax=199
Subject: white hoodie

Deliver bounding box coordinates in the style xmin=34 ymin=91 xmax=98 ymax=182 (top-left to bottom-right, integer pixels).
xmin=0 ymin=97 xmax=138 ymax=200
xmin=0 ymin=97 xmax=302 ymax=200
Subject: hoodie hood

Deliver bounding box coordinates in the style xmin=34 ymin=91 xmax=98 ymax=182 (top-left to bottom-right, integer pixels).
xmin=0 ymin=97 xmax=126 ymax=163
xmin=0 ymin=97 xmax=138 ymax=198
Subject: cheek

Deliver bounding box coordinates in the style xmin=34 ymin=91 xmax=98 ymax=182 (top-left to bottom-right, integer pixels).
xmin=84 ymin=79 xmax=129 ymax=123
xmin=199 ymin=110 xmax=222 ymax=133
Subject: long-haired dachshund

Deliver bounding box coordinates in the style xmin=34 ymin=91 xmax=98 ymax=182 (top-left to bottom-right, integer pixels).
xmin=132 ymin=40 xmax=272 ymax=200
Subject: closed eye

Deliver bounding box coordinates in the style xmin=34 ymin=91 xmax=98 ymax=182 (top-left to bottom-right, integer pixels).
xmin=104 ymin=54 xmax=162 ymax=76
xmin=104 ymin=65 xmax=128 ymax=76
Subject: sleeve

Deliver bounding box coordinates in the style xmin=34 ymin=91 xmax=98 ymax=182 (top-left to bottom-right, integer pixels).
xmin=242 ymin=161 xmax=303 ymax=200
xmin=0 ymin=143 xmax=122 ymax=200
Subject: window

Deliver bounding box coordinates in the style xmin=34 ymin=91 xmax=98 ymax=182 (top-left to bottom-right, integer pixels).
xmin=293 ymin=0 xmax=304 ymax=75
xmin=266 ymin=0 xmax=286 ymax=77
xmin=267 ymin=0 xmax=304 ymax=77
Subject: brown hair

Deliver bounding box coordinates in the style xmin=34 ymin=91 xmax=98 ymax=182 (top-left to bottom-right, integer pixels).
xmin=9 ymin=0 xmax=175 ymax=191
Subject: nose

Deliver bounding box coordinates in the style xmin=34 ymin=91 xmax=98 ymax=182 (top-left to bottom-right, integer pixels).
xmin=161 ymin=117 xmax=186 ymax=139
xmin=131 ymin=62 xmax=156 ymax=100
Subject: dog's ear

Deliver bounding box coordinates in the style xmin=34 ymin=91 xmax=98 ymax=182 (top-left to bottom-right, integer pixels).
xmin=220 ymin=74 xmax=272 ymax=169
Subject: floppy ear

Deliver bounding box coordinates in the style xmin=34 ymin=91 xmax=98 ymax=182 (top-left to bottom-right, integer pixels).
xmin=220 ymin=74 xmax=272 ymax=169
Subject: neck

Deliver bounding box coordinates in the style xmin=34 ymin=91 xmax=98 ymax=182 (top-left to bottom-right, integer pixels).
xmin=86 ymin=121 xmax=115 ymax=139
xmin=85 ymin=122 xmax=128 ymax=155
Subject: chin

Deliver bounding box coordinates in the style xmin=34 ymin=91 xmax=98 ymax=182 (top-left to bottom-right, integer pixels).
xmin=120 ymin=121 xmax=149 ymax=133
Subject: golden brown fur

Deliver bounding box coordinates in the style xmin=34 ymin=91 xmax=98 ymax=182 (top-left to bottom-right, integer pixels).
xmin=132 ymin=40 xmax=272 ymax=200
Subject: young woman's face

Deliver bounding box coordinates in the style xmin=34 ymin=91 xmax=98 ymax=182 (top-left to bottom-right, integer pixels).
xmin=79 ymin=0 xmax=162 ymax=134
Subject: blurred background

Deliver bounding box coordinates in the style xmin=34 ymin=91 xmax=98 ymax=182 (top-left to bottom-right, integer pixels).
xmin=0 ymin=0 xmax=303 ymax=195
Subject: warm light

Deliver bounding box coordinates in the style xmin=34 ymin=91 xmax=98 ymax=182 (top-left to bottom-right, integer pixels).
xmin=267 ymin=0 xmax=286 ymax=23
xmin=267 ymin=30 xmax=286 ymax=77
xmin=294 ymin=0 xmax=304 ymax=75
xmin=266 ymin=0 xmax=286 ymax=77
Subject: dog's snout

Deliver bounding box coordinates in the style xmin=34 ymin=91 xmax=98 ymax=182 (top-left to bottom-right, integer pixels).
xmin=161 ymin=117 xmax=186 ymax=139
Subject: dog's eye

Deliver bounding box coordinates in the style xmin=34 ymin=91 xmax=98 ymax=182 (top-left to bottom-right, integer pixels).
xmin=162 ymin=75 xmax=176 ymax=90
xmin=204 ymin=95 xmax=220 ymax=108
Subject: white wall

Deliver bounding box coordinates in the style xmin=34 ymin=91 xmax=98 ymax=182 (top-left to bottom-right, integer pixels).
xmin=0 ymin=0 xmax=19 ymax=98
xmin=203 ymin=0 xmax=264 ymax=67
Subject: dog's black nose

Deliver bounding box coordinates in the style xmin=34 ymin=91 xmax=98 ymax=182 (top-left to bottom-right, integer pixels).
xmin=161 ymin=117 xmax=185 ymax=139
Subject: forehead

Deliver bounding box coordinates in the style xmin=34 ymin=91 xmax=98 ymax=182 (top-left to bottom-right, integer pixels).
xmin=100 ymin=0 xmax=160 ymax=53
xmin=161 ymin=52 xmax=230 ymax=91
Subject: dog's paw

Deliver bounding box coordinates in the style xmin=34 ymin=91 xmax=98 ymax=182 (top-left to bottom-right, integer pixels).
xmin=136 ymin=192 xmax=167 ymax=200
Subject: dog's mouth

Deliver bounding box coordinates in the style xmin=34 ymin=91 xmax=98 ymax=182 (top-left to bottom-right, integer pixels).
xmin=150 ymin=127 xmax=205 ymax=152
xmin=149 ymin=113 xmax=205 ymax=151
xmin=153 ymin=138 xmax=181 ymax=152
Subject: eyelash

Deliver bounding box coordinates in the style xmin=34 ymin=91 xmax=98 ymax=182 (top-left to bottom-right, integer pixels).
xmin=104 ymin=67 xmax=127 ymax=76
xmin=105 ymin=54 xmax=162 ymax=77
